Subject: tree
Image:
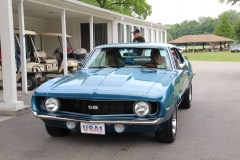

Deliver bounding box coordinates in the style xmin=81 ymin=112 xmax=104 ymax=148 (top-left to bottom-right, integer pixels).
xmin=218 ymin=10 xmax=240 ymax=25
xmin=213 ymin=12 xmax=235 ymax=39
xmin=78 ymin=0 xmax=152 ymax=19
xmin=197 ymin=17 xmax=218 ymax=34
xmin=167 ymin=32 xmax=173 ymax=42
xmin=234 ymin=18 xmax=240 ymax=40
xmin=219 ymin=0 xmax=240 ymax=5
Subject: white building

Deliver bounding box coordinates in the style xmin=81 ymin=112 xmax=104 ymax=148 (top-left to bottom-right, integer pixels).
xmin=0 ymin=0 xmax=169 ymax=114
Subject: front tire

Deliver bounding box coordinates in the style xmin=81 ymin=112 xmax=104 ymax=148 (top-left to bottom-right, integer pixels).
xmin=45 ymin=125 xmax=71 ymax=137
xmin=27 ymin=76 xmax=37 ymax=91
xmin=155 ymin=106 xmax=177 ymax=143
xmin=179 ymin=84 xmax=192 ymax=109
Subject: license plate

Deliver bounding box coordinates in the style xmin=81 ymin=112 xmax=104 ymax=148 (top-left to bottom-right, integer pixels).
xmin=80 ymin=122 xmax=105 ymax=135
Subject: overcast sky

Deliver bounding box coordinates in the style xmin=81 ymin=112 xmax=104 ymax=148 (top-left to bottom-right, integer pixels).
xmin=146 ymin=0 xmax=240 ymax=25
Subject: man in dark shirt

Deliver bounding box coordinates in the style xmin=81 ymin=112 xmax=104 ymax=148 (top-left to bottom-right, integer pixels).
xmin=132 ymin=28 xmax=145 ymax=55
xmin=132 ymin=28 xmax=145 ymax=43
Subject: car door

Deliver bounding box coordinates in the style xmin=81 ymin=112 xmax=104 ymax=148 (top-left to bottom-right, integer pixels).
xmin=171 ymin=47 xmax=191 ymax=99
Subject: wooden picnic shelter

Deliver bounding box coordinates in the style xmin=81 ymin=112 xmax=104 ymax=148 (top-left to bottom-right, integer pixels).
xmin=168 ymin=34 xmax=235 ymax=52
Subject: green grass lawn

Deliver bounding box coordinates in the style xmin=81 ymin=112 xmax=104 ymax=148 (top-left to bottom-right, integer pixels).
xmin=182 ymin=51 xmax=240 ymax=62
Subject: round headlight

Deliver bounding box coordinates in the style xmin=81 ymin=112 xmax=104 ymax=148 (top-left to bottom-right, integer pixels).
xmin=133 ymin=101 xmax=150 ymax=117
xmin=44 ymin=98 xmax=60 ymax=112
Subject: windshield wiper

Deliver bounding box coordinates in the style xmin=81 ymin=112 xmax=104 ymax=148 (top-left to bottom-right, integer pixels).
xmin=89 ymin=66 xmax=107 ymax=69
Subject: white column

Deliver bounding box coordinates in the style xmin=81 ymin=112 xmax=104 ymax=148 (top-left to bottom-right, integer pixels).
xmin=156 ymin=30 xmax=158 ymax=43
xmin=18 ymin=0 xmax=27 ymax=94
xmin=61 ymin=9 xmax=67 ymax=75
xmin=89 ymin=15 xmax=93 ymax=51
xmin=123 ymin=24 xmax=127 ymax=43
xmin=161 ymin=31 xmax=164 ymax=43
xmin=112 ymin=20 xmax=118 ymax=43
xmin=0 ymin=0 xmax=24 ymax=109
xmin=144 ymin=27 xmax=147 ymax=42
xmin=159 ymin=30 xmax=162 ymax=43
xmin=162 ymin=31 xmax=164 ymax=43
xmin=151 ymin=29 xmax=154 ymax=43
xmin=165 ymin=31 xmax=167 ymax=44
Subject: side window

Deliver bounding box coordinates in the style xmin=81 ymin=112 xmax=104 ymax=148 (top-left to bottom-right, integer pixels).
xmin=171 ymin=48 xmax=183 ymax=69
xmin=174 ymin=48 xmax=184 ymax=63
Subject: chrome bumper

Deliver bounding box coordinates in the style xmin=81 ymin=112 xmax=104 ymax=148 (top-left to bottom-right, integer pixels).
xmin=32 ymin=111 xmax=164 ymax=125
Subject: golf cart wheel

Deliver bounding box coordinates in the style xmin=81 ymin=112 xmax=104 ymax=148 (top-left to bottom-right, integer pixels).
xmin=69 ymin=69 xmax=74 ymax=73
xmin=27 ymin=76 xmax=38 ymax=91
xmin=37 ymin=75 xmax=49 ymax=86
xmin=45 ymin=124 xmax=71 ymax=137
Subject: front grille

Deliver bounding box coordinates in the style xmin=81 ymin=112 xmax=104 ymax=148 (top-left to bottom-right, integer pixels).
xmin=58 ymin=99 xmax=158 ymax=115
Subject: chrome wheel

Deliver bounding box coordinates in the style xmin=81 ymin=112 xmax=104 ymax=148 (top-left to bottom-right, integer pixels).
xmin=172 ymin=107 xmax=177 ymax=136
xmin=189 ymin=85 xmax=192 ymax=103
xmin=155 ymin=106 xmax=177 ymax=143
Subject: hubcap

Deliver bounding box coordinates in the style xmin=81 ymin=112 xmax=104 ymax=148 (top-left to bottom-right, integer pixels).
xmin=27 ymin=80 xmax=32 ymax=87
xmin=189 ymin=86 xmax=192 ymax=102
xmin=172 ymin=108 xmax=177 ymax=135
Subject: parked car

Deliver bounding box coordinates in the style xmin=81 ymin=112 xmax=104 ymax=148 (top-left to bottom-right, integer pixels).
xmin=31 ymin=43 xmax=194 ymax=143
xmin=230 ymin=45 xmax=240 ymax=53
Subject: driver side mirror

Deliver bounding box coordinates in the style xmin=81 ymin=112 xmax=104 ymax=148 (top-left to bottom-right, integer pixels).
xmin=184 ymin=56 xmax=188 ymax=60
xmin=178 ymin=63 xmax=187 ymax=70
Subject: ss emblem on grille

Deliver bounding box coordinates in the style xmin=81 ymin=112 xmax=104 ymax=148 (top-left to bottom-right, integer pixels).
xmin=88 ymin=105 xmax=98 ymax=110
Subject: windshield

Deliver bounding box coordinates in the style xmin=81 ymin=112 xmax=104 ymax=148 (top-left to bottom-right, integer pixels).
xmin=83 ymin=47 xmax=172 ymax=70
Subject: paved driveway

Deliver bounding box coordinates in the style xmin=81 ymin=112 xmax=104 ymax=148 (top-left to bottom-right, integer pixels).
xmin=1 ymin=61 xmax=240 ymax=160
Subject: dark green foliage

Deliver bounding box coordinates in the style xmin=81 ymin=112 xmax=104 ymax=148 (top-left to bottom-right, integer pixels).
xmin=213 ymin=12 xmax=235 ymax=39
xmin=218 ymin=10 xmax=240 ymax=26
xmin=78 ymin=0 xmax=152 ymax=20
xmin=166 ymin=17 xmax=218 ymax=40
xmin=219 ymin=0 xmax=240 ymax=5
xmin=167 ymin=32 xmax=173 ymax=42
xmin=234 ymin=18 xmax=240 ymax=40
xmin=166 ymin=10 xmax=240 ymax=41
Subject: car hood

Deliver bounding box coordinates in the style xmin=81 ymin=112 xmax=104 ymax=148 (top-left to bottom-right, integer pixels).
xmin=35 ymin=68 xmax=175 ymax=99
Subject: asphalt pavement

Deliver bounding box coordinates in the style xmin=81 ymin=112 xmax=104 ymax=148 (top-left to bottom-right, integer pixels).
xmin=0 ymin=61 xmax=240 ymax=160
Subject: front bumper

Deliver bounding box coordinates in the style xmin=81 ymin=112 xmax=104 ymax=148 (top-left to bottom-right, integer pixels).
xmin=32 ymin=111 xmax=164 ymax=125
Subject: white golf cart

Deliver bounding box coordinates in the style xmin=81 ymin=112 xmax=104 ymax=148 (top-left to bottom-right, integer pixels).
xmin=33 ymin=32 xmax=84 ymax=77
xmin=0 ymin=30 xmax=49 ymax=90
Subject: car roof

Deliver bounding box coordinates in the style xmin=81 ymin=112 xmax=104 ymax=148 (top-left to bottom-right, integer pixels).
xmin=95 ymin=43 xmax=174 ymax=49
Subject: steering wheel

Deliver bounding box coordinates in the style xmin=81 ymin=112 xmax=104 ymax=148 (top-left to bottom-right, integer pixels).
xmin=143 ymin=62 xmax=159 ymax=66
xmin=54 ymin=47 xmax=62 ymax=54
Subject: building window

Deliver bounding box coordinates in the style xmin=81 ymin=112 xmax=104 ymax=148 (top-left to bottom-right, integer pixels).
xmin=80 ymin=23 xmax=90 ymax=51
xmin=80 ymin=23 xmax=108 ymax=51
xmin=94 ymin=23 xmax=108 ymax=47
xmin=118 ymin=23 xmax=124 ymax=43
xmin=126 ymin=25 xmax=132 ymax=42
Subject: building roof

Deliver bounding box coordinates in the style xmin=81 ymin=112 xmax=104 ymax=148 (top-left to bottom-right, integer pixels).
xmin=23 ymin=0 xmax=170 ymax=30
xmin=168 ymin=34 xmax=235 ymax=44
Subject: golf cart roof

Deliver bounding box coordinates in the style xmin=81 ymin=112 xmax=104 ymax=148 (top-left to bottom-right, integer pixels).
xmin=37 ymin=32 xmax=72 ymax=37
xmin=14 ymin=30 xmax=37 ymax=35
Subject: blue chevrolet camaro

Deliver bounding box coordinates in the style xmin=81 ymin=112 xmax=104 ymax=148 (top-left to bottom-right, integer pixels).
xmin=31 ymin=43 xmax=194 ymax=143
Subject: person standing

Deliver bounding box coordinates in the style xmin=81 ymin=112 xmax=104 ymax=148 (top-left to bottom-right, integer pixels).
xmin=132 ymin=28 xmax=145 ymax=43
xmin=132 ymin=28 xmax=145 ymax=56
